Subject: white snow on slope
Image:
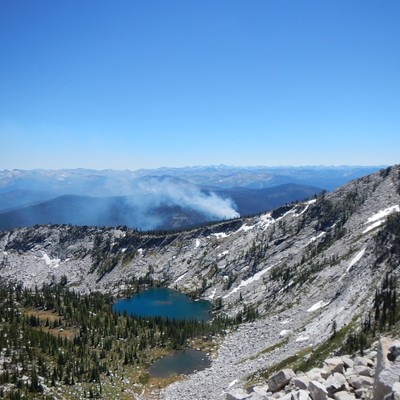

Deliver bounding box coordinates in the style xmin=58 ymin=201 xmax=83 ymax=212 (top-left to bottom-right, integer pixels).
xmin=363 ymin=220 xmax=385 ymax=234
xmin=365 ymin=205 xmax=400 ymax=224
xmin=233 ymin=199 xmax=317 ymax=236
xmin=258 ymin=213 xmax=274 ymax=229
xmin=307 ymin=300 xmax=330 ymax=313
xmin=226 ymin=380 xmax=239 ymax=391
xmin=296 ymin=335 xmax=309 ymax=342
xmin=339 ymin=247 xmax=366 ymax=281
xmin=195 ymin=239 xmax=201 ymax=248
xmin=223 ymin=264 xmax=275 ymax=299
xmin=42 ymin=252 xmax=60 ymax=268
xmin=278 ymin=280 xmax=294 ymax=294
xmin=218 ymin=250 xmax=229 ymax=259
xmin=362 ymin=205 xmax=400 ymax=234
xmin=173 ymin=272 xmax=187 ymax=284
xmin=236 ymin=224 xmax=256 ymax=233
xmin=308 ymin=231 xmax=326 ymax=245
xmin=295 ymin=199 xmax=317 ymax=217
xmin=208 ymin=288 xmax=217 ymax=300
xmin=212 ymin=232 xmax=229 ymax=239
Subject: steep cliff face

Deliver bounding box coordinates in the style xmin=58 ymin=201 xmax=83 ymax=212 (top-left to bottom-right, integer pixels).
xmin=0 ymin=165 xmax=399 ymax=399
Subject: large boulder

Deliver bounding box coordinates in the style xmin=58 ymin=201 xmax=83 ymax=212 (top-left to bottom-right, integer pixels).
xmin=355 ymin=387 xmax=371 ymax=399
xmin=268 ymin=369 xmax=296 ymax=392
xmin=354 ymin=365 xmax=374 ymax=377
xmin=309 ymin=380 xmax=329 ymax=400
xmin=278 ymin=393 xmax=294 ymax=400
xmin=373 ymin=337 xmax=400 ymax=399
xmin=293 ymin=389 xmax=312 ymax=400
xmin=333 ymin=391 xmax=356 ymax=400
xmin=389 ymin=381 xmax=400 ymax=400
xmin=347 ymin=374 xmax=374 ymax=390
xmin=306 ymin=368 xmax=324 ymax=382
xmin=252 ymin=385 xmax=269 ymax=396
xmin=354 ymin=356 xmax=374 ymax=368
xmin=322 ymin=357 xmax=344 ymax=377
xmin=291 ymin=375 xmax=310 ymax=390
xmin=226 ymin=388 xmax=251 ymax=400
xmin=325 ymin=372 xmax=347 ymax=394
xmin=341 ymin=357 xmax=354 ymax=370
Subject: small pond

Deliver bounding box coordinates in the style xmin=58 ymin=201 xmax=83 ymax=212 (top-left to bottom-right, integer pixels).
xmin=148 ymin=348 xmax=211 ymax=378
xmin=113 ymin=287 xmax=211 ymax=321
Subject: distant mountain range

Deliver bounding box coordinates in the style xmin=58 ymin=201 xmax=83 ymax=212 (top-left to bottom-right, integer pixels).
xmin=0 ymin=166 xmax=382 ymax=230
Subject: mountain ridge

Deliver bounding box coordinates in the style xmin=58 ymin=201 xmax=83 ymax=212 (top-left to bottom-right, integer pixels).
xmin=0 ymin=165 xmax=399 ymax=399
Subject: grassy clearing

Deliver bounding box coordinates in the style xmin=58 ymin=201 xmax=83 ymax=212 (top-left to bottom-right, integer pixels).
xmin=188 ymin=336 xmax=220 ymax=355
xmin=23 ymin=308 xmax=78 ymax=339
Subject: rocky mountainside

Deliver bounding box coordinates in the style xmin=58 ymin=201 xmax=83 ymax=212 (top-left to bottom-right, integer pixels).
xmin=0 ymin=165 xmax=399 ymax=399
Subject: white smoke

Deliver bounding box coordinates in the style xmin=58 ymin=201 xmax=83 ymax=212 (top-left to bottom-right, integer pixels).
xmin=135 ymin=176 xmax=240 ymax=220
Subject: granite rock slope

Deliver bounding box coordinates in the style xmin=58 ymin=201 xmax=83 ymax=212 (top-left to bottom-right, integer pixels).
xmin=0 ymin=165 xmax=399 ymax=399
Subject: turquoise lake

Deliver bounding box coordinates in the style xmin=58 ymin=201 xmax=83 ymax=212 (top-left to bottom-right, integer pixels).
xmin=112 ymin=287 xmax=212 ymax=321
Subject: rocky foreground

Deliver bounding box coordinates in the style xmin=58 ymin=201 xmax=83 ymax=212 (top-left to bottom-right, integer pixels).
xmin=222 ymin=337 xmax=400 ymax=400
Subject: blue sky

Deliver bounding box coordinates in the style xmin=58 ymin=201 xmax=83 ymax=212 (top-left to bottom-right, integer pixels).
xmin=1 ymin=0 xmax=399 ymax=170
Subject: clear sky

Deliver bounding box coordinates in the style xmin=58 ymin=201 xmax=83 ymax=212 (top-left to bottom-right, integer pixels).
xmin=1 ymin=0 xmax=399 ymax=170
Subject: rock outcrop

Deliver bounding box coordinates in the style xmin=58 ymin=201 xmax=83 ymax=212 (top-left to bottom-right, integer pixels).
xmin=373 ymin=338 xmax=400 ymax=399
xmin=226 ymin=337 xmax=400 ymax=400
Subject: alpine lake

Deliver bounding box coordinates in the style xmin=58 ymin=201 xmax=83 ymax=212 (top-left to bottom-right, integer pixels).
xmin=113 ymin=287 xmax=212 ymax=378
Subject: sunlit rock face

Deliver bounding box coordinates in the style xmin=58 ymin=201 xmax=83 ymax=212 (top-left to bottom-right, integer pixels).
xmin=0 ymin=165 xmax=399 ymax=400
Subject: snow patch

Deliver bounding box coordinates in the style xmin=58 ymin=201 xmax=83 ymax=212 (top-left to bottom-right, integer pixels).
xmin=258 ymin=213 xmax=274 ymax=229
xmin=307 ymin=300 xmax=330 ymax=313
xmin=308 ymin=231 xmax=326 ymax=245
xmin=173 ymin=272 xmax=187 ymax=284
xmin=236 ymin=224 xmax=255 ymax=233
xmin=208 ymin=289 xmax=217 ymax=300
xmin=280 ymin=330 xmax=289 ymax=337
xmin=363 ymin=220 xmax=385 ymax=234
xmin=137 ymin=248 xmax=144 ymax=256
xmin=226 ymin=379 xmax=239 ymax=390
xmin=339 ymin=247 xmax=366 ymax=281
xmin=211 ymin=232 xmax=229 ymax=239
xmin=218 ymin=250 xmax=229 ymax=259
xmin=121 ymin=248 xmax=127 ymax=253
xmin=296 ymin=335 xmax=309 ymax=342
xmin=295 ymin=199 xmax=317 ymax=217
xmin=42 ymin=252 xmax=60 ymax=268
xmin=278 ymin=280 xmax=294 ymax=294
xmin=365 ymin=205 xmax=400 ymax=225
xmin=195 ymin=239 xmax=201 ymax=248
xmin=362 ymin=205 xmax=400 ymax=234
xmin=223 ymin=264 xmax=275 ymax=299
